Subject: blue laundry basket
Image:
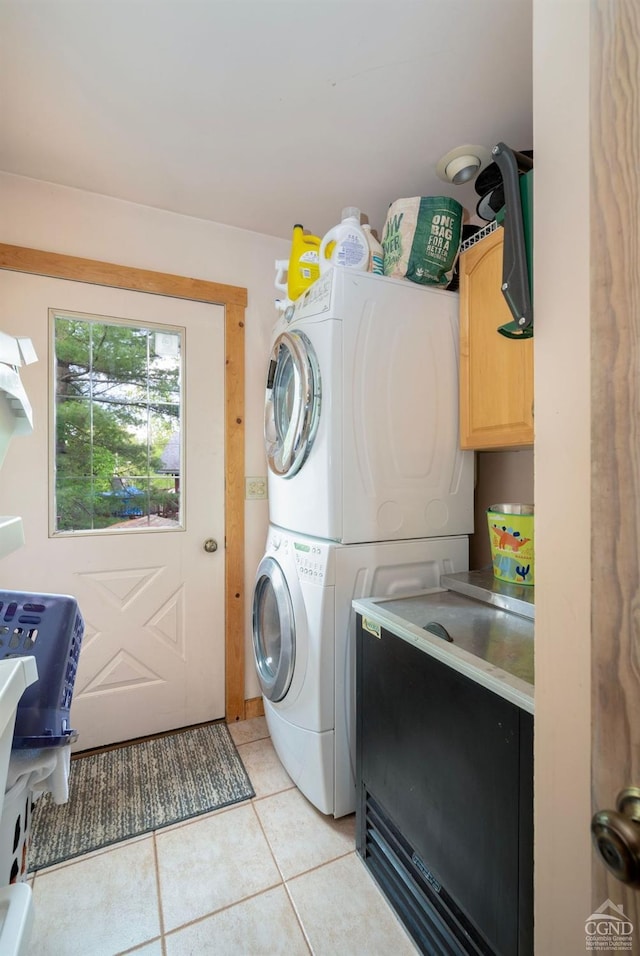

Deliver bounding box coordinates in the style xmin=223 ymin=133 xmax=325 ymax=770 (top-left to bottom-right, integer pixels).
xmin=0 ymin=591 xmax=84 ymax=748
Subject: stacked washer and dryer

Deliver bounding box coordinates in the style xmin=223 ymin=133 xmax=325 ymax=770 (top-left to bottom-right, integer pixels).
xmin=251 ymin=267 xmax=474 ymax=818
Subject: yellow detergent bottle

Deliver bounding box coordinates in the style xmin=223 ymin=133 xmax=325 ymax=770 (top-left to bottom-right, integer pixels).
xmin=287 ymin=224 xmax=321 ymax=300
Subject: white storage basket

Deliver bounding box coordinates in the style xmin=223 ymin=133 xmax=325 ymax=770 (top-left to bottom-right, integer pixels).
xmin=0 ymin=779 xmax=31 ymax=886
xmin=0 ymin=659 xmax=38 ymax=956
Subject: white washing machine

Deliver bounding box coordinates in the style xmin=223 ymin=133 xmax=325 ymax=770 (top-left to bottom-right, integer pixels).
xmin=264 ymin=267 xmax=474 ymax=544
xmin=251 ymin=524 xmax=468 ymax=818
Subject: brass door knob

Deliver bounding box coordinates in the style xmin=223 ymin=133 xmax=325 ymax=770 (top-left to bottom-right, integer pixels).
xmin=203 ymin=538 xmax=218 ymax=553
xmin=591 ymin=787 xmax=640 ymax=886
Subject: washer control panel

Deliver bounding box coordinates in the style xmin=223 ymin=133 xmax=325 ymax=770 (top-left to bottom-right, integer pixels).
xmin=293 ymin=540 xmax=327 ymax=581
xmin=266 ymin=528 xmax=334 ymax=584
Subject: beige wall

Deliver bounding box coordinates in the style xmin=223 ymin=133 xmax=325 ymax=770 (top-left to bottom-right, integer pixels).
xmin=533 ymin=1 xmax=592 ymax=951
xmin=0 ymin=171 xmax=289 ymax=700
xmin=470 ymin=449 xmax=534 ymax=569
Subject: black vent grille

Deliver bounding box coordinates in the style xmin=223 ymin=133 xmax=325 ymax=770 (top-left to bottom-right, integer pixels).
xmin=360 ymin=790 xmax=494 ymax=956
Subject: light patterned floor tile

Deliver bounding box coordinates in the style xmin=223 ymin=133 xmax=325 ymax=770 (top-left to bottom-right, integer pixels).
xmin=155 ymin=802 xmax=281 ymax=932
xmin=165 ymin=885 xmax=310 ymax=956
xmin=123 ymin=941 xmax=163 ymax=955
xmin=253 ymin=786 xmax=355 ymax=880
xmin=287 ymin=852 xmax=418 ymax=955
xmin=27 ymin=837 xmax=159 ymax=956
xmin=30 ymin=830 xmax=151 ymax=876
xmin=237 ymin=736 xmax=294 ymax=799
xmin=227 ymin=715 xmax=268 ymax=745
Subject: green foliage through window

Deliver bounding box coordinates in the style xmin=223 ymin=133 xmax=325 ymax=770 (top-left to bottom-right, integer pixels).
xmin=53 ymin=313 xmax=183 ymax=533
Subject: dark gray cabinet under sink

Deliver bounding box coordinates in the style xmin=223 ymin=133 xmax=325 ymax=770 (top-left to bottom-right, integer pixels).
xmin=354 ymin=571 xmax=534 ymax=956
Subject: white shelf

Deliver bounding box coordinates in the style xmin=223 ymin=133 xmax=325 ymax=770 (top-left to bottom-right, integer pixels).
xmin=0 ymin=331 xmax=37 ymax=474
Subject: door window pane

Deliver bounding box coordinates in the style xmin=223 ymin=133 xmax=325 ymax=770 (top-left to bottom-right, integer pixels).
xmin=51 ymin=311 xmax=183 ymax=534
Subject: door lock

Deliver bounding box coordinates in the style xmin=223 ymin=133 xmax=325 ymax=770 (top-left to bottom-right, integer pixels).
xmin=592 ymin=787 xmax=640 ymax=886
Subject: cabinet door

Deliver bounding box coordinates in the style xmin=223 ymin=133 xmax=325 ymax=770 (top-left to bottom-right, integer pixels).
xmin=459 ymin=228 xmax=534 ymax=450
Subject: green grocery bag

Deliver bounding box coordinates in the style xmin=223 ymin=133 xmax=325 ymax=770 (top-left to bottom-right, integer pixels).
xmin=381 ymin=196 xmax=464 ymax=286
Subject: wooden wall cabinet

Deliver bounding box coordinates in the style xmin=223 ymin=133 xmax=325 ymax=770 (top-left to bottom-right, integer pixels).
xmin=459 ymin=228 xmax=534 ymax=450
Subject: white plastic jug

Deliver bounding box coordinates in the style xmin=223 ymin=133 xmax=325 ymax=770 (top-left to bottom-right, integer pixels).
xmin=362 ymin=224 xmax=384 ymax=275
xmin=274 ymin=260 xmax=293 ymax=313
xmin=274 ymin=259 xmax=289 ymax=295
xmin=319 ymin=207 xmax=369 ymax=274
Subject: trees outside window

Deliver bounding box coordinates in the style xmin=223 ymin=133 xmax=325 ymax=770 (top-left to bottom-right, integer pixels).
xmin=52 ymin=312 xmax=182 ymax=533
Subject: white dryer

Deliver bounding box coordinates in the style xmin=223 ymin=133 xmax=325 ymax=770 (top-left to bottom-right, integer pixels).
xmin=251 ymin=524 xmax=468 ymax=818
xmin=264 ymin=267 xmax=474 ymax=544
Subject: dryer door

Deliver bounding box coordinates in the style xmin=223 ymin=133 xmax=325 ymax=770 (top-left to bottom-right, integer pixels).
xmin=264 ymin=330 xmax=321 ymax=478
xmin=252 ymin=555 xmax=296 ymax=702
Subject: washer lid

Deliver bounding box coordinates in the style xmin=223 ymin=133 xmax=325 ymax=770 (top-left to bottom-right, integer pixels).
xmin=264 ymin=330 xmax=321 ymax=478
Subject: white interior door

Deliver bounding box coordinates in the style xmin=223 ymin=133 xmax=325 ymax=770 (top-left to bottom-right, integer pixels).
xmin=0 ymin=271 xmax=225 ymax=750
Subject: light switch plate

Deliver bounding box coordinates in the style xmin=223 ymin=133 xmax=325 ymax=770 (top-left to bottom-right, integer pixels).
xmin=245 ymin=476 xmax=267 ymax=500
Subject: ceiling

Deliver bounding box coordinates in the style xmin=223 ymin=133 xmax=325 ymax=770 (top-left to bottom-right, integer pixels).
xmin=0 ymin=0 xmax=533 ymax=242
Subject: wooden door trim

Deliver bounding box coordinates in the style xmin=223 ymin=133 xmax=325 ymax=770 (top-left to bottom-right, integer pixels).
xmin=0 ymin=242 xmax=248 ymax=723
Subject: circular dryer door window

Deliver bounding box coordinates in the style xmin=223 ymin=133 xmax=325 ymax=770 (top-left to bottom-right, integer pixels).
xmin=252 ymin=555 xmax=295 ymax=701
xmin=264 ymin=331 xmax=321 ymax=477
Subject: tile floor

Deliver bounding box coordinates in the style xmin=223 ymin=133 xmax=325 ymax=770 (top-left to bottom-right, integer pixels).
xmin=25 ymin=717 xmax=418 ymax=955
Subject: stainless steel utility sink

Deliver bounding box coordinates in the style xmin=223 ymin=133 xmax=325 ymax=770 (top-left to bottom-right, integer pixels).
xmin=376 ymin=591 xmax=533 ymax=686
xmin=371 ymin=568 xmax=534 ymax=687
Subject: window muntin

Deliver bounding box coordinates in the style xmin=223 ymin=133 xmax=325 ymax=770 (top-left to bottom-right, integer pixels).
xmin=51 ymin=311 xmax=183 ymax=535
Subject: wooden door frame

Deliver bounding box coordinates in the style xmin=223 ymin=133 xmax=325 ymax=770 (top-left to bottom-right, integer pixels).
xmin=0 ymin=242 xmax=248 ymax=723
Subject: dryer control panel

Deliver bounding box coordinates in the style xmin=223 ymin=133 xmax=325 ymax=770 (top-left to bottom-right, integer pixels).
xmin=291 ymin=270 xmax=333 ymax=321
